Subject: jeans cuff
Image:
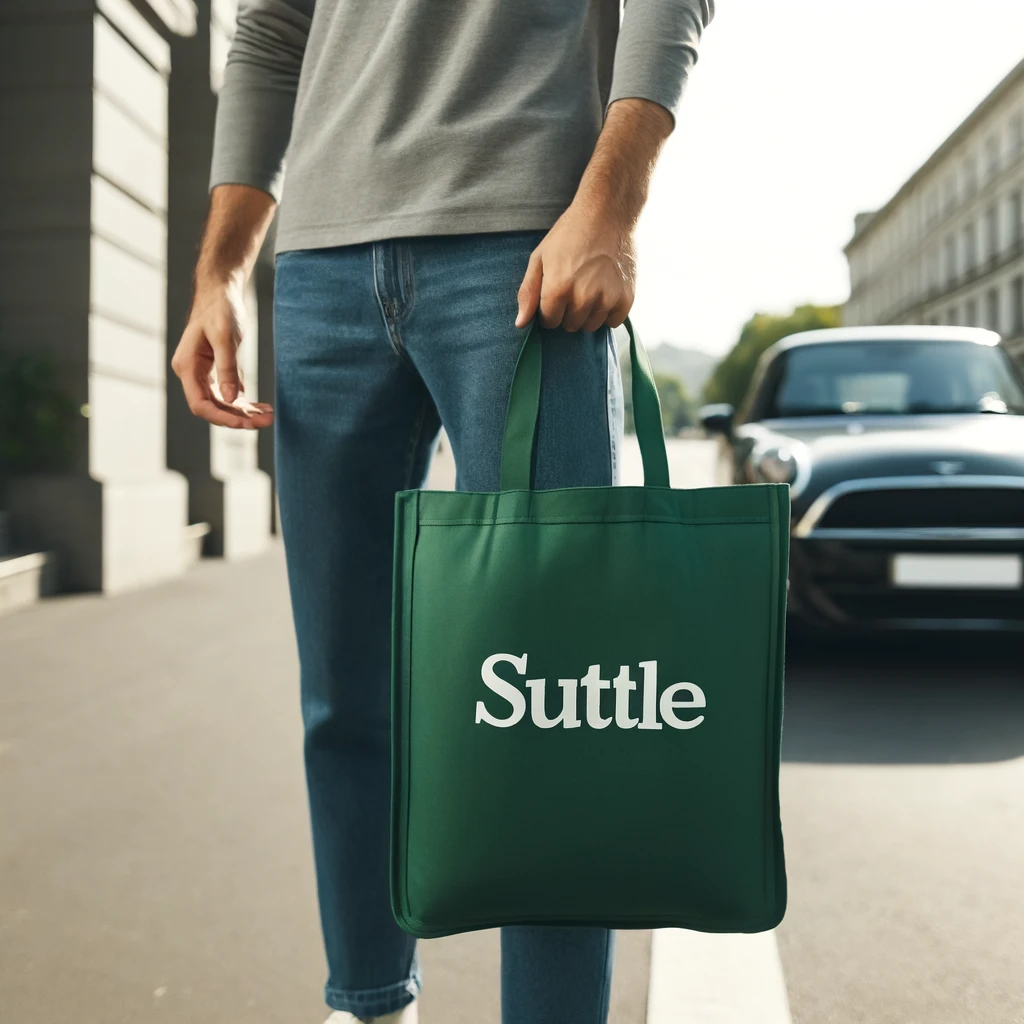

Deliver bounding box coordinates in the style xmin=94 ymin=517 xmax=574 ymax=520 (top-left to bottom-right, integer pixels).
xmin=325 ymin=970 xmax=421 ymax=1018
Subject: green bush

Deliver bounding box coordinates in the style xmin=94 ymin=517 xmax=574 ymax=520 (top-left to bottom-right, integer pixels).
xmin=0 ymin=353 xmax=79 ymax=476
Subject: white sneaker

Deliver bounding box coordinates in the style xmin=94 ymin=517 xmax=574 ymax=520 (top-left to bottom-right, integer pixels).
xmin=324 ymin=1003 xmax=418 ymax=1024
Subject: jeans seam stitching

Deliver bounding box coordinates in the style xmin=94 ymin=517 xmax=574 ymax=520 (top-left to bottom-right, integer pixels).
xmin=371 ymin=242 xmax=418 ymax=373
xmin=324 ymin=971 xmax=420 ymax=1014
xmin=387 ymin=321 xmax=418 ymax=373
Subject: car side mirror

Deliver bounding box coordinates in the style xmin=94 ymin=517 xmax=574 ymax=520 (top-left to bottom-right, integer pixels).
xmin=699 ymin=403 xmax=735 ymax=437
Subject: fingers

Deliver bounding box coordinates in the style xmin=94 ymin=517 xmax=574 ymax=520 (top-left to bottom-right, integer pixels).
xmin=565 ymin=290 xmax=615 ymax=334
xmin=535 ymin=270 xmax=630 ymax=333
xmin=538 ymin=280 xmax=568 ymax=330
xmin=210 ymin=315 xmax=243 ymax=404
xmin=606 ymin=297 xmax=632 ymax=329
xmin=515 ymin=252 xmax=543 ymax=328
xmin=516 ymin=249 xmax=633 ymax=333
xmin=180 ymin=367 xmax=271 ymax=429
xmin=556 ymin=285 xmax=619 ymax=334
xmin=581 ymin=305 xmax=613 ymax=333
xmin=172 ymin=323 xmax=273 ymax=430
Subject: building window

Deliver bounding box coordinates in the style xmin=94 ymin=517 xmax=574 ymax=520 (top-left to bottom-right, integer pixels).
xmin=985 ymin=203 xmax=999 ymax=259
xmin=944 ymin=172 xmax=957 ymax=211
xmin=986 ymin=287 xmax=1000 ymax=333
xmin=963 ymin=155 xmax=978 ymax=197
xmin=1011 ymin=113 xmax=1024 ymax=160
xmin=1011 ymin=190 xmax=1024 ymax=247
xmin=965 ymin=297 xmax=978 ymax=326
xmin=986 ymin=134 xmax=1001 ymax=178
xmin=962 ymin=222 xmax=977 ymax=272
xmin=1011 ymin=276 xmax=1024 ymax=335
xmin=947 ymin=306 xmax=959 ymax=325
xmin=945 ymin=234 xmax=958 ymax=285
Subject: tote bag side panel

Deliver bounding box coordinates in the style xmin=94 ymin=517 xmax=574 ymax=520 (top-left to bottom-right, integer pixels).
xmin=764 ymin=482 xmax=791 ymax=925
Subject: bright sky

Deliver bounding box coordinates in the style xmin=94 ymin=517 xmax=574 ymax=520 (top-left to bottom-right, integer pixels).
xmin=633 ymin=0 xmax=1024 ymax=357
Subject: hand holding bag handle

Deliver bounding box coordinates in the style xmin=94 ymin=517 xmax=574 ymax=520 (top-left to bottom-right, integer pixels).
xmin=500 ymin=317 xmax=671 ymax=490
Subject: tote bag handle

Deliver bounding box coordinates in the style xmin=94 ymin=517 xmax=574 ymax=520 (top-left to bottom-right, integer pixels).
xmin=501 ymin=317 xmax=670 ymax=490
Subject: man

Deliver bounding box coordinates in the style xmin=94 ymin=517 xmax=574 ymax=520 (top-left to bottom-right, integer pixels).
xmin=172 ymin=1 xmax=714 ymax=1021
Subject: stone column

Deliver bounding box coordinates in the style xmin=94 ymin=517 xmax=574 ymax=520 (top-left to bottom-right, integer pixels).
xmin=165 ymin=0 xmax=272 ymax=560
xmin=0 ymin=0 xmax=195 ymax=593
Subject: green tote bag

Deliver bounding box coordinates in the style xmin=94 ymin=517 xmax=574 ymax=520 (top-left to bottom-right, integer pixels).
xmin=391 ymin=319 xmax=788 ymax=939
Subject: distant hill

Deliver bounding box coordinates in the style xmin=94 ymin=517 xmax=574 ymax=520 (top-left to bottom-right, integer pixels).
xmin=645 ymin=344 xmax=718 ymax=399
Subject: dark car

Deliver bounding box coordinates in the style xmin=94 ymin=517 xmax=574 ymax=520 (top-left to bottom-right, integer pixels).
xmin=701 ymin=326 xmax=1024 ymax=633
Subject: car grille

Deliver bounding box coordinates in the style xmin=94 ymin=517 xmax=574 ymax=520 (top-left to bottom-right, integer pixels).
xmin=817 ymin=487 xmax=1024 ymax=530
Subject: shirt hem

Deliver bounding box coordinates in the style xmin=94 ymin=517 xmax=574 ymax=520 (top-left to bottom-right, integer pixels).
xmin=273 ymin=204 xmax=569 ymax=254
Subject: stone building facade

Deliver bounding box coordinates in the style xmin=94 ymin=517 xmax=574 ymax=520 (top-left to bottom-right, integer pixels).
xmin=845 ymin=57 xmax=1024 ymax=363
xmin=0 ymin=0 xmax=271 ymax=599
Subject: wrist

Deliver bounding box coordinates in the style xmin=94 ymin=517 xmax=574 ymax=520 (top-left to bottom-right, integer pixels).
xmin=192 ymin=184 xmax=275 ymax=304
xmin=194 ymin=260 xmax=246 ymax=295
xmin=571 ymin=184 xmax=638 ymax=238
xmin=572 ymin=97 xmax=672 ymax=235
xmin=190 ymin=264 xmax=246 ymax=324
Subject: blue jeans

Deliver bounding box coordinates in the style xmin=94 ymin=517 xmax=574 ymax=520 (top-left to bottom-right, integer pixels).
xmin=273 ymin=231 xmax=622 ymax=1022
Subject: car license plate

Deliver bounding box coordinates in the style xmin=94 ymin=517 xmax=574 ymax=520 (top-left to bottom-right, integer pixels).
xmin=890 ymin=553 xmax=1023 ymax=589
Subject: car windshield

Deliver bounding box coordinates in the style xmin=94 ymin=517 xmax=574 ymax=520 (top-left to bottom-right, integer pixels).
xmin=763 ymin=341 xmax=1024 ymax=417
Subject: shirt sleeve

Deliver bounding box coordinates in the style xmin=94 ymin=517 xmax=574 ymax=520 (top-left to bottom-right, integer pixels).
xmin=209 ymin=0 xmax=316 ymax=200
xmin=607 ymin=0 xmax=714 ymax=122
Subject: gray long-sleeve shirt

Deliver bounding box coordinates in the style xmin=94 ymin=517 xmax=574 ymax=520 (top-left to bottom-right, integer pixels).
xmin=210 ymin=0 xmax=714 ymax=253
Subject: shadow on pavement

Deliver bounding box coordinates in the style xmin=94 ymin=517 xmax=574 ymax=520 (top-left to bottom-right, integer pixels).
xmin=781 ymin=631 xmax=1024 ymax=765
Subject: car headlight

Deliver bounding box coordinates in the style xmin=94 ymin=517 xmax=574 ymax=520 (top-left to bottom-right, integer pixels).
xmin=757 ymin=446 xmax=800 ymax=484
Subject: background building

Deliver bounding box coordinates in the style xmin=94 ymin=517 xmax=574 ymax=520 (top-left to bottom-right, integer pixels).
xmin=845 ymin=57 xmax=1024 ymax=363
xmin=0 ymin=0 xmax=271 ymax=608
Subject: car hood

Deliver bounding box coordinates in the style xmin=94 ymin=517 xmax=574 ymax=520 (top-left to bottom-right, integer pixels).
xmin=750 ymin=414 xmax=1024 ymax=510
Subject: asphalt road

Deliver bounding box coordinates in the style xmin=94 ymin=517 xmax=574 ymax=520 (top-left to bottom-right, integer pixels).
xmin=778 ymin=632 xmax=1024 ymax=1024
xmin=2 ymin=437 xmax=1022 ymax=1023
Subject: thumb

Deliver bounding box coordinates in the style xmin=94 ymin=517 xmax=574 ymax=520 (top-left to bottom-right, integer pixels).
xmin=516 ymin=252 xmax=543 ymax=328
xmin=210 ymin=321 xmax=242 ymax=404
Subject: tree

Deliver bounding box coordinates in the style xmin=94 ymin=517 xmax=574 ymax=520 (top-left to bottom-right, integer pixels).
xmin=702 ymin=304 xmax=842 ymax=409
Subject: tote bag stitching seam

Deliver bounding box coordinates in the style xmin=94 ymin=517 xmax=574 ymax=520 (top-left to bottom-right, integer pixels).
xmin=764 ymin=494 xmax=779 ymax=905
xmin=403 ymin=910 xmax=780 ymax=936
xmin=404 ymin=504 xmax=418 ymax=923
xmin=773 ymin=487 xmax=790 ymax=915
xmin=417 ymin=516 xmax=772 ymax=526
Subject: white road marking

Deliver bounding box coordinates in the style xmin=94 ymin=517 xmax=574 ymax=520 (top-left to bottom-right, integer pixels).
xmin=646 ymin=929 xmax=793 ymax=1024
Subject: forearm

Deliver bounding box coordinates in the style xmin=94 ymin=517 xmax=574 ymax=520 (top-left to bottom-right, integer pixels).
xmin=173 ymin=183 xmax=278 ymax=424
xmin=574 ymin=98 xmax=673 ymax=233
xmin=193 ymin=185 xmax=277 ymax=299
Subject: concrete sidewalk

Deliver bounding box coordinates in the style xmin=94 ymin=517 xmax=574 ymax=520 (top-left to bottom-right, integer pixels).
xmin=0 ymin=546 xmax=653 ymax=1024
xmin=0 ymin=527 xmax=647 ymax=1018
